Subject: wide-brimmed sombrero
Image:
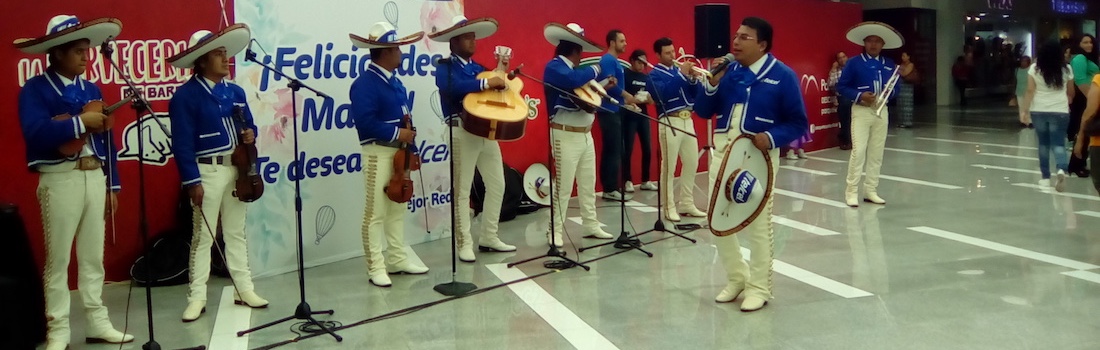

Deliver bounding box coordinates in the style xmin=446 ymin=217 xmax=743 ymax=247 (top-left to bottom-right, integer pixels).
xmin=543 ymin=22 xmax=603 ymax=53
xmin=167 ymin=23 xmax=251 ymax=69
xmin=708 ymin=134 xmax=775 ymax=237
xmin=14 ymin=15 xmax=122 ymax=54
xmin=350 ymin=22 xmax=424 ymax=49
xmin=845 ymin=21 xmax=904 ymax=50
xmin=428 ymin=16 xmax=498 ymax=42
xmin=523 ymin=163 xmax=551 ymax=206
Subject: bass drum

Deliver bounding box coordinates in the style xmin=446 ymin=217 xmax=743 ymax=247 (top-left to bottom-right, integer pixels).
xmin=472 ymin=163 xmax=524 ymax=222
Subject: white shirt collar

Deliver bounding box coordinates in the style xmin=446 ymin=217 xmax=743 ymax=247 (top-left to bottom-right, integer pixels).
xmin=56 ymin=73 xmax=75 ymax=86
xmin=558 ymin=55 xmax=574 ymax=69
xmin=746 ymin=54 xmax=768 ymax=75
xmin=370 ymin=63 xmax=396 ymax=79
xmin=203 ymin=76 xmax=223 ymax=88
xmin=453 ymin=54 xmax=471 ymax=66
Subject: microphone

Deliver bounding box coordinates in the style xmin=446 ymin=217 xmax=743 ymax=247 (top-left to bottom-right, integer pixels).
xmin=99 ymin=36 xmax=114 ymax=56
xmin=245 ymin=39 xmax=257 ymax=61
xmin=709 ymin=53 xmax=736 ymax=76
xmin=433 ymin=56 xmax=451 ymax=67
xmin=507 ymin=64 xmax=524 ymax=80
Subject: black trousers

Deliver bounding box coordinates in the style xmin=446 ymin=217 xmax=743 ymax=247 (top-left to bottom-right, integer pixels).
xmin=597 ymin=110 xmax=624 ymax=192
xmin=1069 ymin=85 xmax=1090 ymax=174
xmin=622 ymin=112 xmax=652 ymax=182
xmin=837 ymin=96 xmax=853 ymax=145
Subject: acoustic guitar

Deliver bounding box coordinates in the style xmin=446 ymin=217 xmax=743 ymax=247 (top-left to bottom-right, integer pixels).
xmin=571 ymin=79 xmax=617 ymax=114
xmin=461 ymin=46 xmax=527 ymax=141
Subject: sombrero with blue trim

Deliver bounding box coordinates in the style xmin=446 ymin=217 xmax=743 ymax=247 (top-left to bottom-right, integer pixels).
xmin=708 ymin=134 xmax=775 ymax=236
xmin=14 ymin=15 xmax=122 ymax=54
xmin=428 ymin=16 xmax=498 ymax=42
xmin=543 ymin=22 xmax=603 ymax=53
xmin=350 ymin=22 xmax=424 ymax=49
xmin=167 ymin=23 xmax=251 ymax=69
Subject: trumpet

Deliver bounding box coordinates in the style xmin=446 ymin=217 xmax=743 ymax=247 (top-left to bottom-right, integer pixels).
xmin=873 ymin=68 xmax=901 ymax=116
xmin=675 ymin=49 xmax=713 ymax=78
xmin=644 ymin=59 xmax=712 ymax=78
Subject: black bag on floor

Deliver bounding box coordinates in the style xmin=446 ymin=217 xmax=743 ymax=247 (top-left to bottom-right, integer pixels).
xmin=0 ymin=203 xmax=47 ymax=347
xmin=472 ymin=164 xmax=525 ymax=222
xmin=130 ymin=189 xmax=194 ymax=287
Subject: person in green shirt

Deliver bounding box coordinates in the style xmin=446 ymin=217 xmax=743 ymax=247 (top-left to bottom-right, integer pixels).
xmin=1068 ymin=34 xmax=1098 ymax=177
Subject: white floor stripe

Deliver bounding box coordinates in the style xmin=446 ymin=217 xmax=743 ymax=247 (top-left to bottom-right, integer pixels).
xmin=979 ymin=152 xmax=1036 ymax=161
xmin=962 ymin=131 xmax=987 ymax=135
xmin=1013 ymin=183 xmax=1100 ymax=201
xmin=917 ymin=137 xmax=1037 ymax=150
xmin=1075 ymin=210 xmax=1100 ymax=218
xmin=908 ymin=226 xmax=1100 ymax=270
xmin=569 ymin=217 xmax=608 ymax=227
xmin=208 ymin=286 xmax=251 ymax=350
xmin=486 ymin=264 xmax=620 ymax=350
xmin=884 ymin=147 xmax=951 ymax=156
xmin=1062 ymin=270 xmax=1100 ymax=285
xmin=780 ymin=165 xmax=836 ymax=176
xmin=774 ymin=189 xmax=849 ymax=208
xmin=804 ymin=156 xmax=849 ymax=164
xmin=624 ymin=200 xmax=658 ymax=213
xmin=871 ymin=173 xmax=963 ymax=189
xmin=772 ymin=216 xmax=841 ymax=236
xmin=740 ymin=247 xmax=872 ymax=298
xmin=971 ymin=164 xmax=1041 ymax=174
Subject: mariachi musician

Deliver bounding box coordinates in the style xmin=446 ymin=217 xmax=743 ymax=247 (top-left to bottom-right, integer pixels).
xmin=349 ymin=22 xmax=430 ymax=288
xmin=429 ymin=16 xmax=517 ymax=262
xmin=15 ymin=15 xmax=133 ymax=349
xmin=167 ymin=24 xmax=268 ymax=322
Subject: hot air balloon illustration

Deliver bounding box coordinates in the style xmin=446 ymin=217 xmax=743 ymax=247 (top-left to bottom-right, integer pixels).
xmin=314 ymin=205 xmax=336 ymax=245
xmin=384 ymin=1 xmax=399 ymax=30
xmin=430 ymin=90 xmax=445 ymax=124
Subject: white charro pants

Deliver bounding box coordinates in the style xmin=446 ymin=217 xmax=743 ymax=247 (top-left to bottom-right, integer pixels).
xmin=549 ymin=128 xmax=600 ymax=237
xmin=450 ymin=126 xmax=505 ymax=248
xmin=36 ymin=165 xmax=112 ymax=341
xmin=360 ymin=144 xmax=410 ymax=276
xmin=188 ymin=162 xmax=255 ymax=303
xmin=846 ymin=104 xmax=889 ymax=195
xmin=709 ymin=114 xmax=780 ymax=300
xmin=659 ymin=114 xmax=700 ymax=211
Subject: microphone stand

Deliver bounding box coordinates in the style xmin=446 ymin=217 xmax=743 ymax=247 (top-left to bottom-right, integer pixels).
xmin=101 ymin=38 xmax=205 ymax=350
xmin=235 ymin=46 xmax=342 ymax=342
xmin=434 ymin=57 xmax=477 ymax=296
xmin=579 ymin=69 xmax=699 ymax=253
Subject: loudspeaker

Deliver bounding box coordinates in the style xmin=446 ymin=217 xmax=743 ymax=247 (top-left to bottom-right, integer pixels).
xmin=695 ymin=4 xmax=731 ymax=58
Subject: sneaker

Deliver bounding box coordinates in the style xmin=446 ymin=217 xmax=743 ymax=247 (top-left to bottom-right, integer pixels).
xmin=1054 ymin=170 xmax=1066 ymax=192
xmin=602 ymin=190 xmax=629 ymax=201
xmin=640 ymin=181 xmax=658 ymax=191
xmin=1038 ymin=178 xmax=1050 ymax=187
xmin=797 ymin=149 xmax=807 ymax=159
xmin=786 ymin=152 xmax=798 ymax=160
xmin=624 ymin=181 xmax=636 ymax=192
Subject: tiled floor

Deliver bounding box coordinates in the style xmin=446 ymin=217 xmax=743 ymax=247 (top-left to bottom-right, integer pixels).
xmin=50 ymin=104 xmax=1100 ymax=349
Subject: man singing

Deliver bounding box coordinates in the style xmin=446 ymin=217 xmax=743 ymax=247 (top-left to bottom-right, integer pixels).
xmin=542 ymin=22 xmax=615 ymax=247
xmin=349 ymin=22 xmax=430 ymax=287
xmin=167 ymin=24 xmax=268 ymax=322
xmin=429 ymin=16 xmax=516 ymax=262
xmin=837 ymin=22 xmax=904 ymax=207
xmin=15 ymin=15 xmax=134 ymax=349
xmin=648 ymin=37 xmax=706 ymax=222
xmin=695 ymin=17 xmax=809 ymax=312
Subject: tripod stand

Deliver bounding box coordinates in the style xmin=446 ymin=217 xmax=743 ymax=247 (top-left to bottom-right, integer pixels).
xmin=100 ymin=37 xmax=205 ymax=350
xmin=236 ymin=44 xmax=341 ymax=342
xmin=580 ymin=70 xmax=698 ymax=254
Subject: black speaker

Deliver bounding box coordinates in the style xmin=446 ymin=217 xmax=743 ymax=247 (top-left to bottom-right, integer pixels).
xmin=695 ymin=4 xmax=731 ymax=58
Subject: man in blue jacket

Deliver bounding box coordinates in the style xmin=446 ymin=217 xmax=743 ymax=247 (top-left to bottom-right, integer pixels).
xmin=542 ymin=22 xmax=615 ymax=247
xmin=695 ymin=17 xmax=809 ymax=312
xmin=429 ymin=16 xmax=516 ymax=263
xmin=836 ymin=22 xmax=904 ymax=207
xmin=648 ymin=37 xmax=707 ymax=222
xmin=349 ymin=22 xmax=430 ymax=287
xmin=15 ymin=15 xmax=133 ymax=350
xmin=167 ymin=24 xmax=269 ymax=322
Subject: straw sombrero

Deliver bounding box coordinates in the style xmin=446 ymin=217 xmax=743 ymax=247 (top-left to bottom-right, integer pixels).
xmin=428 ymin=16 xmax=498 ymax=42
xmin=350 ymin=22 xmax=424 ymax=49
xmin=167 ymin=23 xmax=251 ymax=69
xmin=14 ymin=15 xmax=122 ymax=54
xmin=543 ymin=22 xmax=603 ymax=53
xmin=845 ymin=21 xmax=904 ymax=50
xmin=708 ymin=134 xmax=775 ymax=237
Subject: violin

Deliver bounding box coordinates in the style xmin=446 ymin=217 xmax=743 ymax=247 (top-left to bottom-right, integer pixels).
xmin=385 ymin=115 xmax=420 ymax=203
xmin=51 ymin=96 xmax=133 ymax=157
xmin=230 ymin=106 xmax=264 ymax=202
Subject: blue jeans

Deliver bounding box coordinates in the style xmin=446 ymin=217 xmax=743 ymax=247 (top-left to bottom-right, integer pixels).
xmin=1032 ymin=112 xmax=1070 ymax=179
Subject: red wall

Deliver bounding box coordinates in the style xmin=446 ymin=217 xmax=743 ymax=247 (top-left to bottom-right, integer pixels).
xmin=466 ymin=0 xmax=863 ymax=182
xmin=1 ymin=0 xmax=860 ymax=285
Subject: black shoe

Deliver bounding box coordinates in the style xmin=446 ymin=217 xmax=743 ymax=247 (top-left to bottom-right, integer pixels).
xmin=1074 ymin=169 xmax=1090 ymax=178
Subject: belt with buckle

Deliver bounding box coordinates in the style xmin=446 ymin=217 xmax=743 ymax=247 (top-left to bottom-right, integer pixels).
xmin=550 ymin=123 xmax=592 ymax=133
xmin=197 ymin=155 xmax=231 ymax=166
xmin=665 ymin=109 xmax=692 ymax=119
xmin=75 ymin=156 xmax=102 ymax=171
